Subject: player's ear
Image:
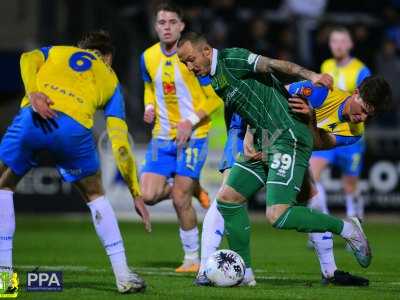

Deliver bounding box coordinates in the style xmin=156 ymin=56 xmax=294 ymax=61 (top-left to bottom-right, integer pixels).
xmin=180 ymin=21 xmax=185 ymax=33
xmin=203 ymin=44 xmax=212 ymax=57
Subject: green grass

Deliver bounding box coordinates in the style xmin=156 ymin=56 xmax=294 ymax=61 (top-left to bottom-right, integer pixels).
xmin=10 ymin=215 xmax=400 ymax=299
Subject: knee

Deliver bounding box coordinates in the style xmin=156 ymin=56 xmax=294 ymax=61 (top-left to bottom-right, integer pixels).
xmin=216 ymin=185 xmax=245 ymax=203
xmin=141 ymin=189 xmax=161 ymax=206
xmin=266 ymin=205 xmax=288 ymax=225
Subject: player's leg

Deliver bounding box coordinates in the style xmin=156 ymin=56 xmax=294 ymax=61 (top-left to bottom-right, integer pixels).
xmin=309 ymin=153 xmax=332 ymax=214
xmin=301 ymin=166 xmax=368 ymax=285
xmin=265 ymin=129 xmax=371 ymax=268
xmin=196 ymin=169 xmax=229 ymax=285
xmin=140 ymin=173 xmax=170 ymax=205
xmin=52 ymin=112 xmax=145 ymax=293
xmin=217 ymin=158 xmax=267 ymax=272
xmin=171 ymin=175 xmax=200 ymax=272
xmin=198 ymin=131 xmax=244 ymax=278
xmin=0 ymin=162 xmax=23 ymax=279
xmin=173 ymin=138 xmax=208 ymax=272
xmin=74 ymin=173 xmax=145 ymax=292
xmin=193 ymin=180 xmax=210 ymax=209
xmin=140 ymin=138 xmax=176 ymax=205
xmin=339 ymin=139 xmax=365 ymax=220
xmin=0 ymin=108 xmax=42 ymax=293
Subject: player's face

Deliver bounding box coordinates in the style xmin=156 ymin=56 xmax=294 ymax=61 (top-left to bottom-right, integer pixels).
xmin=347 ymin=93 xmax=374 ymax=123
xmin=329 ymin=31 xmax=353 ymax=60
xmin=177 ymin=42 xmax=212 ymax=76
xmin=155 ymin=10 xmax=185 ymax=45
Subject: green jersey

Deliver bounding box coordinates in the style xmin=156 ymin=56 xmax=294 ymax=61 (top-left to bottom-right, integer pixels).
xmin=210 ymin=47 xmax=305 ymax=143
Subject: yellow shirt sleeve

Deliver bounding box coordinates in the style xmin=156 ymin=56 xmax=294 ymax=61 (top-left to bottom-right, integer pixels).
xmin=106 ymin=116 xmax=141 ymax=197
xmin=20 ymin=49 xmax=46 ymax=94
xmin=197 ymin=84 xmax=223 ymax=116
xmin=144 ymin=82 xmax=155 ymax=107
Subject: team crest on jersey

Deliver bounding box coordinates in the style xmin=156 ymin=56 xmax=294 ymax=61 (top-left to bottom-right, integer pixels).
xmin=301 ymin=87 xmax=313 ymax=97
xmin=163 ymin=82 xmax=176 ymax=95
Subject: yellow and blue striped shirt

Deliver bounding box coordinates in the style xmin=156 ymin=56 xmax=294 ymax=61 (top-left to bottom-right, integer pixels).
xmin=140 ymin=43 xmax=222 ymax=140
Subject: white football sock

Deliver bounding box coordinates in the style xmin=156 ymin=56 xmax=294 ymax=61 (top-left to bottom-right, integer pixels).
xmin=0 ymin=190 xmax=14 ymax=272
xmin=309 ymin=232 xmax=337 ymax=278
xmin=309 ymin=182 xmax=329 ymax=214
xmin=179 ymin=227 xmax=199 ymax=261
xmin=87 ymin=196 xmax=130 ymax=279
xmin=200 ymin=200 xmax=224 ymax=272
xmin=345 ymin=193 xmax=356 ymax=217
xmin=340 ymin=221 xmax=354 ymax=239
xmin=356 ymin=194 xmax=365 ymax=220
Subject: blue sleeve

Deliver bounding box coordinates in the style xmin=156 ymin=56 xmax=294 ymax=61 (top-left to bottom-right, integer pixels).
xmin=140 ymin=53 xmax=151 ymax=83
xmin=40 ymin=46 xmax=52 ymax=60
xmin=104 ymin=84 xmax=126 ymax=119
xmin=197 ymin=75 xmax=212 ymax=86
xmin=287 ymin=80 xmax=329 ymax=109
xmin=356 ymin=67 xmax=371 ymax=87
xmin=335 ymin=135 xmax=361 ymax=147
xmin=228 ymin=113 xmax=246 ymax=139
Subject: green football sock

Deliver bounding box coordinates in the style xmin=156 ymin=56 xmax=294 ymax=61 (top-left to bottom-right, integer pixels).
xmin=216 ymin=200 xmax=251 ymax=267
xmin=272 ymin=206 xmax=344 ymax=235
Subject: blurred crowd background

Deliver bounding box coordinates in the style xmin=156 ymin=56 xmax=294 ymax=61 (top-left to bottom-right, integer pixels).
xmin=1 ymin=0 xmax=400 ymax=213
xmin=2 ymin=0 xmax=400 ymax=138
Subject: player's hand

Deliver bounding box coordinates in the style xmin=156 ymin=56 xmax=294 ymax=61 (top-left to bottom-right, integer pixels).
xmin=134 ymin=197 xmax=152 ymax=233
xmin=29 ymin=92 xmax=56 ymax=119
xmin=176 ymin=119 xmax=193 ymax=146
xmin=244 ymin=143 xmax=262 ymax=161
xmin=143 ymin=105 xmax=155 ymax=124
xmin=311 ymin=73 xmax=333 ymax=90
xmin=288 ymin=96 xmax=311 ymax=115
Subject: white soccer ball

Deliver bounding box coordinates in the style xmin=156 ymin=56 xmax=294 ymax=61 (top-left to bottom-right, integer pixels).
xmin=205 ymin=249 xmax=245 ymax=287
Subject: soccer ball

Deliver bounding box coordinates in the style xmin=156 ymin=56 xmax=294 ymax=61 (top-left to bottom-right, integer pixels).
xmin=205 ymin=249 xmax=245 ymax=287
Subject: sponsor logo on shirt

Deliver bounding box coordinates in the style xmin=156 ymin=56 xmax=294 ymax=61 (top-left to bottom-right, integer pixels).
xmin=163 ymin=82 xmax=176 ymax=95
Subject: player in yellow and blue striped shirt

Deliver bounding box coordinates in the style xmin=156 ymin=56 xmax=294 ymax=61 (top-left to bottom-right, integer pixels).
xmin=138 ymin=3 xmax=222 ymax=273
xmin=312 ymin=26 xmax=371 ymax=222
xmin=0 ymin=31 xmax=146 ymax=294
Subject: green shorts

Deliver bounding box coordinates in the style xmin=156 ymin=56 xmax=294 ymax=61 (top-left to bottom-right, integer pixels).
xmin=226 ymin=127 xmax=312 ymax=206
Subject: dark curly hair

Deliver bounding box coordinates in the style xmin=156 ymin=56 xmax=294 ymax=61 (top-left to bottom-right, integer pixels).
xmin=358 ymin=76 xmax=392 ymax=113
xmin=77 ymin=30 xmax=115 ymax=56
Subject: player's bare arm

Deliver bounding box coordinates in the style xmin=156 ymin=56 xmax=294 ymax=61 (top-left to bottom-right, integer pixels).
xmin=255 ymin=56 xmax=333 ymax=89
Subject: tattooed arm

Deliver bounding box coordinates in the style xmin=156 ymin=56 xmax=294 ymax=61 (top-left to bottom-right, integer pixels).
xmin=255 ymin=56 xmax=333 ymax=88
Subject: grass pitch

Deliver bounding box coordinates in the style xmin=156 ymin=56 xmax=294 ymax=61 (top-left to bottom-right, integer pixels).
xmin=11 ymin=215 xmax=400 ymax=299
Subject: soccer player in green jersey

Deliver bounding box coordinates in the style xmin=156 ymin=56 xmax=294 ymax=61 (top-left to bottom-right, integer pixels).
xmin=177 ymin=32 xmax=372 ymax=274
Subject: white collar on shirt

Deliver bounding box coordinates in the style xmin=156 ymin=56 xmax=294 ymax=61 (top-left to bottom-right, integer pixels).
xmin=210 ymin=48 xmax=218 ymax=76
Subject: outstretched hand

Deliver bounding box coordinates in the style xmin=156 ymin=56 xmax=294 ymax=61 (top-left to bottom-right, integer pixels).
xmin=134 ymin=197 xmax=152 ymax=233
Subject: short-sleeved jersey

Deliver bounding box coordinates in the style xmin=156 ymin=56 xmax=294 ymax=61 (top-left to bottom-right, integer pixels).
xmin=288 ymin=80 xmax=364 ymax=137
xmin=20 ymin=46 xmax=124 ymax=128
xmin=141 ymin=43 xmax=214 ymax=139
xmin=321 ymin=58 xmax=371 ymax=93
xmin=210 ymin=48 xmax=300 ymax=140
